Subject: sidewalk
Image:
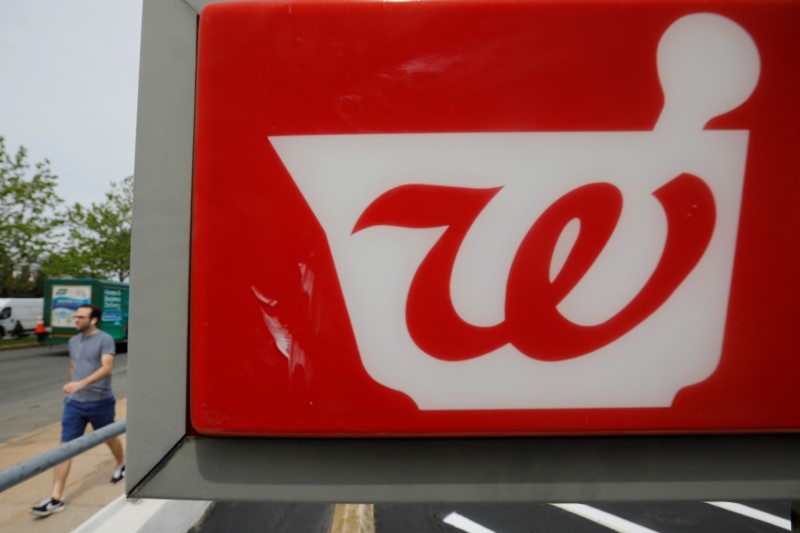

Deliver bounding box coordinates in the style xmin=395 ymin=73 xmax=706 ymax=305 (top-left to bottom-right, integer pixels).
xmin=0 ymin=398 xmax=127 ymax=533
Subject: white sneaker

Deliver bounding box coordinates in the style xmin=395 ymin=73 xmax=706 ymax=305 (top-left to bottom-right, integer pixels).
xmin=111 ymin=464 xmax=125 ymax=484
xmin=30 ymin=497 xmax=65 ymax=517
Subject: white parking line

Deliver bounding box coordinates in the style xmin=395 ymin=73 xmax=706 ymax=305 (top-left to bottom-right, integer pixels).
xmin=443 ymin=512 xmax=498 ymax=533
xmin=551 ymin=503 xmax=660 ymax=533
xmin=706 ymin=502 xmax=791 ymax=531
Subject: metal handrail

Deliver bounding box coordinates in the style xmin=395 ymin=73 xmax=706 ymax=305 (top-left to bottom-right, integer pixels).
xmin=0 ymin=419 xmax=126 ymax=492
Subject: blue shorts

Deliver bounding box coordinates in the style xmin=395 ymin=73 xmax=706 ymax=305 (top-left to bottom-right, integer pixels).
xmin=61 ymin=397 xmax=116 ymax=443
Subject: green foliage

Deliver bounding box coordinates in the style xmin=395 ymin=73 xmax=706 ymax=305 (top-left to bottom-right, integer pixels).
xmin=47 ymin=175 xmax=133 ymax=282
xmin=0 ymin=136 xmax=64 ymax=297
xmin=41 ymin=247 xmax=92 ymax=281
xmin=1 ymin=135 xmax=133 ymax=294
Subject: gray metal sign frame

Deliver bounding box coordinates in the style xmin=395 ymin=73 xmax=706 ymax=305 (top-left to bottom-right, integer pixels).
xmin=127 ymin=0 xmax=800 ymax=502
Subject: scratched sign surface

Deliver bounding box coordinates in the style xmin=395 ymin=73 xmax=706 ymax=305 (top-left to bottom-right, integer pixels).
xmin=190 ymin=0 xmax=800 ymax=436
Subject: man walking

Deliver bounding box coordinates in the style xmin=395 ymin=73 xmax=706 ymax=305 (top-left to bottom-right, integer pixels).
xmin=31 ymin=304 xmax=125 ymax=517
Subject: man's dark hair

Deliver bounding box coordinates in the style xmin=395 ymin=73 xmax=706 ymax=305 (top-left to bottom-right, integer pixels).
xmin=78 ymin=304 xmax=102 ymax=322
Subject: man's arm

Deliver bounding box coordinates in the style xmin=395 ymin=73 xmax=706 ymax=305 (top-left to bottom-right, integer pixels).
xmin=63 ymin=354 xmax=114 ymax=395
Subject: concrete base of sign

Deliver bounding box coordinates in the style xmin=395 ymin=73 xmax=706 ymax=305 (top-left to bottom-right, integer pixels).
xmin=130 ymin=434 xmax=800 ymax=503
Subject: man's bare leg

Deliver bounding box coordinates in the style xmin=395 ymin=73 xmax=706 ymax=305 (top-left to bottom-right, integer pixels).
xmin=106 ymin=436 xmax=124 ymax=465
xmin=51 ymin=458 xmax=72 ymax=501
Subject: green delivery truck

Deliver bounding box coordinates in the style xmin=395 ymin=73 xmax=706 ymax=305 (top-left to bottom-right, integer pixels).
xmin=41 ymin=278 xmax=129 ymax=346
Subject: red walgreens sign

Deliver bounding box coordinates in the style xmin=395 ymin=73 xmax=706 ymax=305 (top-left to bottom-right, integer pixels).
xmin=190 ymin=1 xmax=800 ymax=436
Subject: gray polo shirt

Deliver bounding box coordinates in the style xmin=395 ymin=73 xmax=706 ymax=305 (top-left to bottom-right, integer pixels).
xmin=68 ymin=330 xmax=116 ymax=402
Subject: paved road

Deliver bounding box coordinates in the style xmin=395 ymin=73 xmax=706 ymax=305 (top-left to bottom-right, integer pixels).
xmin=189 ymin=501 xmax=793 ymax=532
xmin=189 ymin=503 xmax=333 ymax=533
xmin=374 ymin=502 xmax=793 ymax=532
xmin=0 ymin=344 xmax=127 ymax=442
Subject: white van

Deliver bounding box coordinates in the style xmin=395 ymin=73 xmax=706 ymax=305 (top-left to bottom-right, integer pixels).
xmin=0 ymin=298 xmax=43 ymax=339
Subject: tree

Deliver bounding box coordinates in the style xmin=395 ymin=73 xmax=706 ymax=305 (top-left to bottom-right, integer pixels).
xmin=0 ymin=136 xmax=63 ymax=297
xmin=44 ymin=176 xmax=133 ymax=282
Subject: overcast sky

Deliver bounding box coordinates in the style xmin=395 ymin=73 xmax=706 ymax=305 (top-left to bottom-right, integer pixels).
xmin=0 ymin=1 xmax=142 ymax=207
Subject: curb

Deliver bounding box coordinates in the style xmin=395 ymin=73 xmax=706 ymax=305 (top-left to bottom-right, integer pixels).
xmin=72 ymin=496 xmax=211 ymax=533
xmin=0 ymin=342 xmax=43 ymax=352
